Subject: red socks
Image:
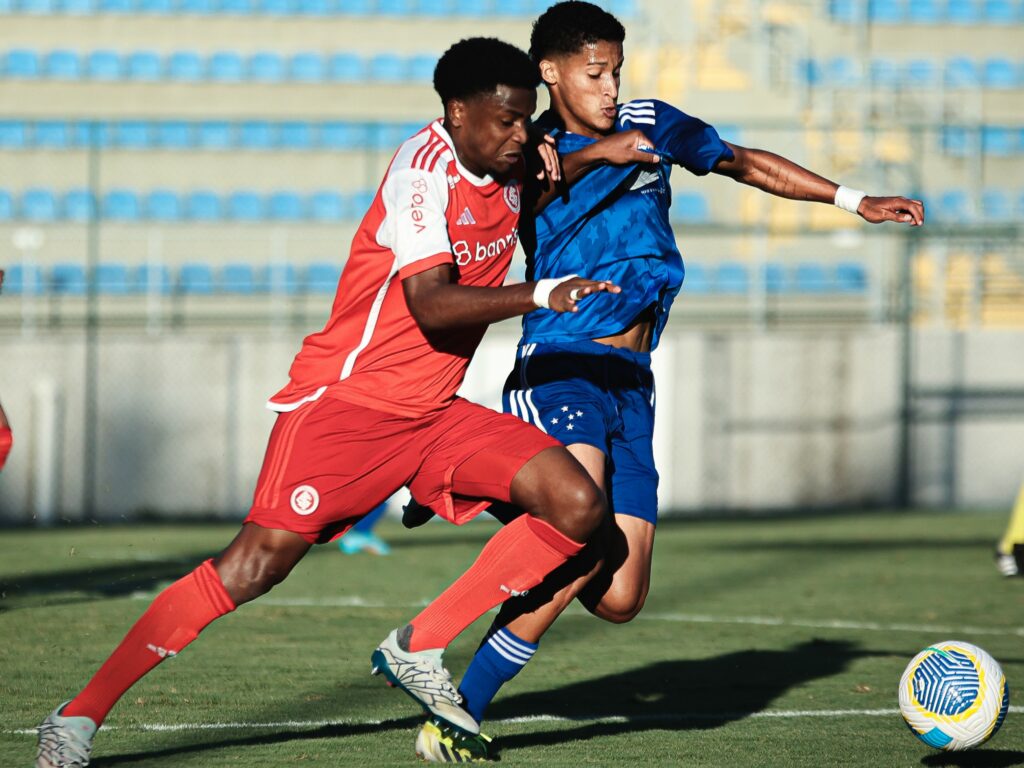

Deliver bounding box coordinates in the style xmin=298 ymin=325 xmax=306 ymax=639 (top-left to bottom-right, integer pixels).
xmin=63 ymin=559 xmax=235 ymax=726
xmin=408 ymin=516 xmax=584 ymax=652
xmin=0 ymin=426 xmax=11 ymax=470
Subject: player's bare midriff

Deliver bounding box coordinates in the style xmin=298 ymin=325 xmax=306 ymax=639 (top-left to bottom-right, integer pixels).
xmin=592 ymin=302 xmax=656 ymax=352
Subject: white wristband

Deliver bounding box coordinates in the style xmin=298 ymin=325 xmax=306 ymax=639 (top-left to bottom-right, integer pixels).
xmin=533 ymin=274 xmax=578 ymax=309
xmin=835 ymin=185 xmax=867 ymax=215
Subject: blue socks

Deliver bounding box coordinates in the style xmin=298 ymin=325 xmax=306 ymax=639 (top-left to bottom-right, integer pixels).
xmin=457 ymin=627 xmax=537 ymax=724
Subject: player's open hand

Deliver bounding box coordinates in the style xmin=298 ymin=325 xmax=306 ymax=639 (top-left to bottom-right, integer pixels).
xmin=592 ymin=129 xmax=661 ymax=166
xmin=549 ymin=277 xmax=621 ymax=313
xmin=858 ymin=196 xmax=925 ymax=226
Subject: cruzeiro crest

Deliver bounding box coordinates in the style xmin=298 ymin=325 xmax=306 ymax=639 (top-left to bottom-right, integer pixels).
xmin=503 ymin=180 xmax=521 ymax=213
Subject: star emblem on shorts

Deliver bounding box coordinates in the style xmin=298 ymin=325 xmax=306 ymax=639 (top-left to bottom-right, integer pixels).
xmin=550 ymin=418 xmax=559 ymax=425
xmin=576 ymin=410 xmax=583 ymax=416
xmin=568 ymin=414 xmax=575 ymax=420
xmin=561 ymin=406 xmax=569 ymax=412
xmin=566 ymin=424 xmax=575 ymax=431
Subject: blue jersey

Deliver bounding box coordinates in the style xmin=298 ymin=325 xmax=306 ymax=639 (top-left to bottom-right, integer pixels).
xmin=522 ymin=99 xmax=733 ymax=349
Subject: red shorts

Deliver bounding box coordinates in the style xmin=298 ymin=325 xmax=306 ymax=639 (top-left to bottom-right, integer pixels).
xmin=245 ymin=395 xmax=560 ymax=544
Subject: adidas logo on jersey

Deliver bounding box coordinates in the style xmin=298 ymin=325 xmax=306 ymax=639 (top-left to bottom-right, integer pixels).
xmin=455 ymin=207 xmax=477 ymax=226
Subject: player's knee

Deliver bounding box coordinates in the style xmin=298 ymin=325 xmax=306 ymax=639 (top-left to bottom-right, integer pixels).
xmin=556 ymin=477 xmax=606 ymax=543
xmin=590 ymin=585 xmax=648 ymax=624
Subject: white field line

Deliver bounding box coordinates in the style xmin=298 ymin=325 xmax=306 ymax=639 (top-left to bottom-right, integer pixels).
xmin=128 ymin=593 xmax=1024 ymax=639
xmin=12 ymin=706 xmax=1024 ymax=735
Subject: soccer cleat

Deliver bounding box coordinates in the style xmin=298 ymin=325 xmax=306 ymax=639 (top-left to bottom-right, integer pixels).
xmin=36 ymin=702 xmax=97 ymax=768
xmin=401 ymin=498 xmax=436 ymax=529
xmin=339 ymin=530 xmax=391 ymax=556
xmin=994 ymin=544 xmax=1024 ymax=577
xmin=371 ymin=627 xmax=480 ymax=734
xmin=415 ymin=717 xmax=493 ymax=763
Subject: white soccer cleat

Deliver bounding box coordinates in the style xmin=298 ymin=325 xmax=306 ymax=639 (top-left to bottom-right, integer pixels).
xmin=371 ymin=627 xmax=480 ymax=734
xmin=36 ymin=702 xmax=97 ymax=768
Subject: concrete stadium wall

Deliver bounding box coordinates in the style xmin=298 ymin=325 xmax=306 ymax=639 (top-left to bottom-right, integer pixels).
xmin=1 ymin=326 xmax=1021 ymax=523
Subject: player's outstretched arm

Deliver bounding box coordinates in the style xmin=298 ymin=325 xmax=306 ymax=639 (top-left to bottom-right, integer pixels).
xmin=712 ymin=142 xmax=924 ymax=226
xmin=403 ymin=265 xmax=620 ymax=332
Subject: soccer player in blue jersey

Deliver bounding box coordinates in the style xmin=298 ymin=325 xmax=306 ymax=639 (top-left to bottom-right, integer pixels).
xmin=409 ymin=2 xmax=925 ymax=760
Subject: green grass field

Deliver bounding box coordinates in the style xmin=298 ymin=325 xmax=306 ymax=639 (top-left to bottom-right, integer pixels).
xmin=2 ymin=511 xmax=1023 ymax=767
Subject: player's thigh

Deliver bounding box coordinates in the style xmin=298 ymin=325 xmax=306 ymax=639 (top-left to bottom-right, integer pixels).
xmin=582 ymin=513 xmax=656 ymax=623
xmin=567 ymin=442 xmax=608 ymax=493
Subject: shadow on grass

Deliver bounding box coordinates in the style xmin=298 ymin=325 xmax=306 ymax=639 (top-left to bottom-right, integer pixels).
xmin=922 ymin=751 xmax=1024 ymax=767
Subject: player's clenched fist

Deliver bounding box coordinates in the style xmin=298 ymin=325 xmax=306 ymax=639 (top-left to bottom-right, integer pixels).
xmin=857 ymin=196 xmax=925 ymax=226
xmin=549 ymin=277 xmax=621 ymax=313
xmin=588 ymin=128 xmax=661 ymax=166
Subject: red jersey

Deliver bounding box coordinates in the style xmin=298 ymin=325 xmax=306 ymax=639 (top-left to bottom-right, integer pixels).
xmin=269 ymin=120 xmax=524 ymax=418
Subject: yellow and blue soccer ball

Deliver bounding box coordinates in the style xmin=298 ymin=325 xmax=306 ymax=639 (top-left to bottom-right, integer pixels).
xmin=899 ymin=640 xmax=1010 ymax=751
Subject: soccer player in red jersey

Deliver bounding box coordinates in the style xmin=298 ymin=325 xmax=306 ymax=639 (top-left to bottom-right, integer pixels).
xmin=35 ymin=37 xmax=657 ymax=768
xmin=0 ymin=270 xmax=11 ymax=472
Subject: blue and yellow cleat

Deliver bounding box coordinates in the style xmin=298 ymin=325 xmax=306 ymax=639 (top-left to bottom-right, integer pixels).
xmin=339 ymin=531 xmax=391 ymax=556
xmin=415 ymin=717 xmax=493 ymax=763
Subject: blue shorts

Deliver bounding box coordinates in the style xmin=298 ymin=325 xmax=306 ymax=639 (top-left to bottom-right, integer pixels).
xmin=501 ymin=338 xmax=658 ymax=524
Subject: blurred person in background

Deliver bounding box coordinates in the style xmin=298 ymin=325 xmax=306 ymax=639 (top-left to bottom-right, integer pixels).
xmin=995 ymin=481 xmax=1024 ymax=577
xmin=339 ymin=500 xmax=391 ymax=555
xmin=0 ymin=269 xmax=12 ymax=472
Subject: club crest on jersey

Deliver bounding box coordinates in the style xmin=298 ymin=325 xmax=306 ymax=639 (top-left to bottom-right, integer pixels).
xmin=503 ymin=180 xmax=521 ymax=213
xmin=290 ymin=485 xmax=320 ymax=515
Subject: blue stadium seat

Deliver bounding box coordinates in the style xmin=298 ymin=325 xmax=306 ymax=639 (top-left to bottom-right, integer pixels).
xmin=797 ymin=58 xmax=824 ymax=87
xmin=907 ymin=0 xmax=941 ymax=21
xmin=867 ymin=0 xmax=904 ymax=23
xmin=937 ymin=189 xmax=971 ymax=221
xmin=983 ymin=0 xmax=1017 ymax=22
xmin=64 ymin=189 xmax=96 ymax=221
xmin=114 ymin=120 xmax=152 ymax=148
xmin=250 ymin=52 xmax=285 ymax=82
xmin=69 ymin=121 xmax=113 ymax=147
xmin=240 ymin=120 xmax=277 ymax=148
xmin=290 ymin=52 xmax=325 ymax=82
xmin=179 ymin=263 xmax=215 ymax=294
xmin=408 ymin=54 xmax=437 ymax=83
xmin=369 ymin=53 xmax=407 ymax=82
xmin=267 ymin=191 xmax=304 ymax=220
xmin=197 ymin=121 xmax=233 ymax=148
xmin=608 ymin=0 xmax=637 ymax=16
xmin=681 ymin=263 xmax=711 ymax=294
xmin=377 ymin=0 xmax=413 ymax=13
xmin=260 ymin=0 xmax=296 ymax=13
xmin=103 ymin=189 xmax=140 ymax=220
xmin=672 ymin=192 xmax=709 ymax=224
xmin=155 ymin=121 xmax=193 ymax=148
xmin=870 ymin=58 xmax=900 ymax=88
xmin=127 ymin=50 xmax=163 ymax=81
xmin=982 ymin=126 xmax=1014 ymax=156
xmin=87 ymin=50 xmax=122 ymax=80
xmin=186 ymin=190 xmax=222 ymax=220
xmin=46 ymin=50 xmax=82 ymax=80
xmin=146 ymin=189 xmax=181 ymax=220
xmin=941 ymin=125 xmax=972 ymax=157
xmin=336 ymin=0 xmax=371 ymax=11
xmin=715 ymin=263 xmax=749 ymax=294
xmin=305 ymin=262 xmax=341 ymax=293
xmin=51 ymin=263 xmax=87 ymax=295
xmin=279 ymin=121 xmax=313 ymax=149
xmin=135 ymin=264 xmax=171 ymax=295
xmin=209 ymin=51 xmax=245 ymax=82
xmin=793 ymin=262 xmax=829 ymax=293
xmin=904 ymin=59 xmax=937 ymax=88
xmin=178 ymin=0 xmax=215 ymax=12
xmin=168 ymin=51 xmax=204 ymax=81
xmin=983 ymin=58 xmax=1017 ymax=89
xmin=63 ymin=0 xmax=98 ymax=12
xmin=980 ymin=189 xmax=1011 ymax=220
xmin=826 ymin=56 xmax=861 ymax=87
xmin=309 ymin=191 xmax=345 ymax=221
xmin=944 ymin=57 xmax=980 ymax=88
xmin=228 ymin=191 xmax=263 ymax=220
xmin=947 ymin=0 xmax=981 ymax=22
xmin=20 ymin=0 xmax=59 ymax=12
xmin=6 ymin=264 xmax=45 ymax=295
xmin=138 ymin=0 xmax=175 ymax=12
xmin=348 ymin=190 xmax=375 ymax=219
xmin=22 ymin=188 xmax=58 ymax=221
xmin=455 ymin=0 xmax=490 ymax=12
xmin=320 ymin=121 xmax=365 ymax=149
xmin=419 ymin=0 xmax=453 ymax=15
xmin=296 ymin=0 xmax=331 ymax=14
xmin=760 ymin=262 xmax=786 ymax=294
xmin=221 ymin=0 xmax=256 ymax=12
xmin=370 ymin=122 xmax=408 ymax=152
xmin=264 ymin=263 xmax=299 ymax=294
xmin=221 ymin=263 xmax=257 ymax=293
xmin=97 ymin=0 xmax=134 ymax=11
xmin=328 ymin=52 xmax=364 ymax=81
xmin=834 ymin=262 xmax=867 ymax=293
xmin=0 ymin=121 xmax=27 ymax=148
xmin=95 ymin=263 xmax=131 ymax=294
xmin=4 ymin=50 xmax=41 ymax=79
xmin=35 ymin=120 xmax=71 ymax=149
xmin=0 ymin=190 xmax=14 ymax=220
xmin=829 ymin=0 xmax=859 ymax=22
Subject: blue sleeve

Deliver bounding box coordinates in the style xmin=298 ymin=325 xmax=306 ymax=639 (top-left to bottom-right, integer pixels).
xmin=649 ymin=100 xmax=733 ymax=176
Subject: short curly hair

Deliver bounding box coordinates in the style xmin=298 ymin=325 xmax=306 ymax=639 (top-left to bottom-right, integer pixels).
xmin=433 ymin=37 xmax=541 ymax=105
xmin=529 ymin=1 xmax=626 ymax=62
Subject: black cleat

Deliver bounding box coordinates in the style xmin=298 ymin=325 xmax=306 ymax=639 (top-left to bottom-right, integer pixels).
xmin=402 ymin=497 xmax=436 ymax=529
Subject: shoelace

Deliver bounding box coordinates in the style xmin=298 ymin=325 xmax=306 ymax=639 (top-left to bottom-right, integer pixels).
xmin=412 ymin=659 xmax=461 ymax=700
xmin=38 ymin=722 xmax=92 ymax=766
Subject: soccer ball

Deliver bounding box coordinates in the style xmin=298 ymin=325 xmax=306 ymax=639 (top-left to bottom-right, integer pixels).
xmin=898 ymin=640 xmax=1010 ymax=751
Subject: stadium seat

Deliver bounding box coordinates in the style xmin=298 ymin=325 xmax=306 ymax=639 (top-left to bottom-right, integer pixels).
xmin=209 ymin=51 xmax=245 ymax=82
xmin=221 ymin=0 xmax=256 ymax=12
xmin=672 ymin=192 xmax=710 ymax=224
xmin=328 ymin=52 xmax=364 ymax=81
xmin=279 ymin=121 xmax=313 ymax=149
xmin=87 ymin=50 xmax=122 ymax=80
xmin=941 ymin=125 xmax=972 ymax=157
xmin=70 ymin=120 xmax=113 ymax=148
xmin=168 ymin=51 xmax=204 ymax=81
xmin=907 ymin=0 xmax=941 ymax=21
xmin=945 ymin=57 xmax=980 ymax=88
xmin=64 ymin=189 xmax=96 ymax=221
xmin=63 ymin=0 xmax=98 ymax=12
xmin=419 ymin=0 xmax=453 ymax=15
xmin=0 ymin=189 xmax=14 ymax=220
xmin=138 ymin=0 xmax=175 ymax=12
xmin=904 ymin=59 xmax=937 ymax=89
xmin=296 ymin=0 xmax=330 ymax=14
xmin=829 ymin=0 xmax=859 ymax=22
xmin=982 ymin=126 xmax=1014 ymax=156
xmin=290 ymin=52 xmax=326 ymax=82
xmin=983 ymin=58 xmax=1017 ymax=89
xmin=305 ymin=262 xmax=341 ymax=293
xmin=178 ymin=0 xmax=216 ymax=12
xmin=146 ymin=189 xmax=181 ymax=220
xmin=103 ymin=189 xmax=141 ymax=220
xmin=983 ymin=0 xmax=1017 ymax=22
xmin=608 ymin=0 xmax=637 ymax=16
xmin=240 ymin=120 xmax=277 ymax=149
xmin=937 ymin=189 xmax=972 ymax=222
xmin=320 ymin=120 xmax=365 ymax=149
xmin=370 ymin=122 xmax=408 ymax=152
xmin=197 ymin=121 xmax=233 ymax=148
xmin=264 ymin=263 xmax=299 ymax=294
xmin=715 ymin=263 xmax=749 ymax=294
xmin=179 ymin=263 xmax=215 ymax=294
xmin=826 ymin=56 xmax=861 ymax=87
xmin=155 ymin=121 xmax=193 ymax=149
xmin=186 ymin=190 xmax=222 ymax=220
xmin=0 ymin=121 xmax=27 ymax=148
xmin=221 ymin=263 xmax=258 ymax=293
xmin=870 ymin=58 xmax=900 ymax=88
xmin=97 ymin=0 xmax=135 ymax=12
xmin=46 ymin=50 xmax=82 ymax=80
xmin=980 ymin=189 xmax=1012 ymax=220
xmin=35 ymin=120 xmax=71 ymax=149
xmin=376 ymin=0 xmax=413 ymax=14
xmin=793 ymin=262 xmax=829 ymax=293
xmin=95 ymin=263 xmax=131 ymax=294
xmin=761 ymin=262 xmax=786 ymax=294
xmin=127 ymin=50 xmax=162 ymax=81
xmin=336 ymin=0 xmax=371 ymax=11
xmin=135 ymin=264 xmax=171 ymax=295
xmin=51 ymin=263 xmax=87 ymax=295
xmin=348 ymin=190 xmax=375 ymax=219
xmin=408 ymin=54 xmax=437 ymax=83
xmin=867 ymin=0 xmax=904 ymax=23
xmin=369 ymin=53 xmax=407 ymax=82
xmin=20 ymin=0 xmax=59 ymax=11
xmin=834 ymin=262 xmax=867 ymax=293
xmin=4 ymin=49 xmax=41 ymax=79
xmin=947 ymin=0 xmax=981 ymax=23
xmin=6 ymin=264 xmax=45 ymax=295
xmin=22 ymin=188 xmax=58 ymax=221
xmin=797 ymin=58 xmax=824 ymax=87
xmin=114 ymin=120 xmax=152 ymax=148
xmin=249 ymin=52 xmax=285 ymax=82
xmin=681 ymin=263 xmax=711 ymax=294
xmin=309 ymin=191 xmax=345 ymax=221
xmin=228 ymin=191 xmax=263 ymax=220
xmin=267 ymin=191 xmax=305 ymax=220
